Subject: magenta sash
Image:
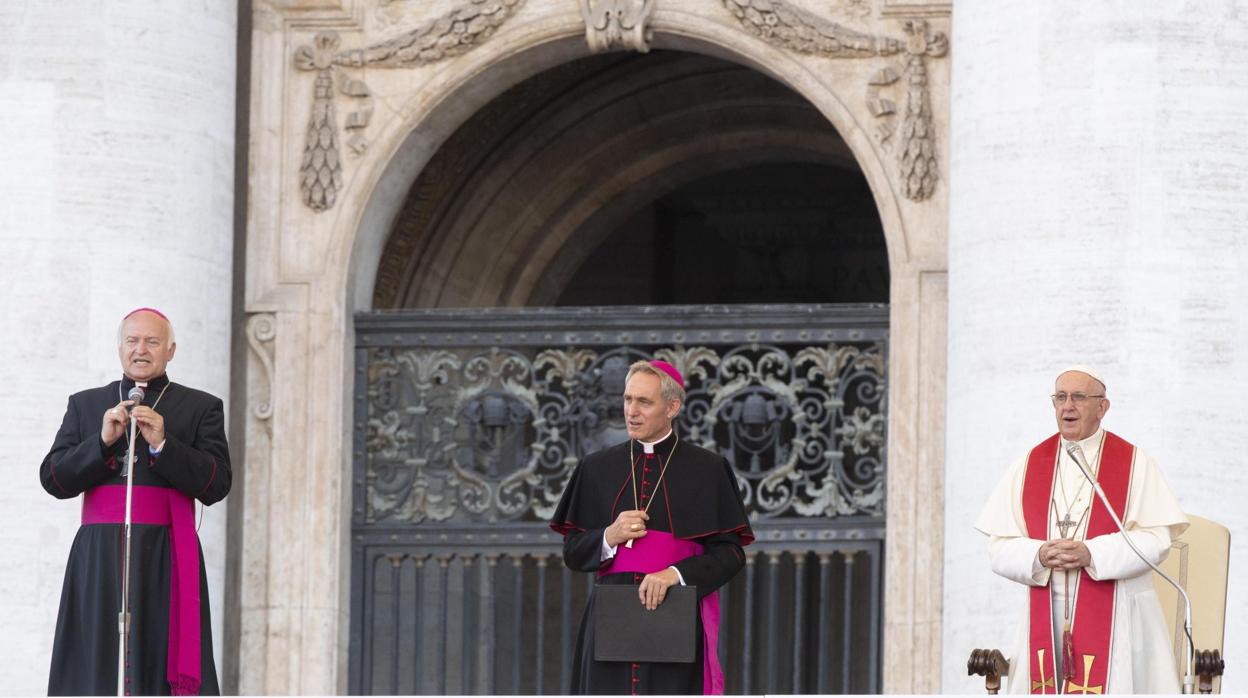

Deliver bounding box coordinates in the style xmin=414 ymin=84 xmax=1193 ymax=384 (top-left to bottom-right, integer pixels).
xmin=603 ymin=530 xmax=725 ymax=694
xmin=83 ymin=485 xmax=201 ymax=696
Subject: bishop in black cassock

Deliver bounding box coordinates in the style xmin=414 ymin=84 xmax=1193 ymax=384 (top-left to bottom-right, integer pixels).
xmin=39 ymin=308 xmax=231 ymax=696
xmin=550 ymin=359 xmax=752 ymax=695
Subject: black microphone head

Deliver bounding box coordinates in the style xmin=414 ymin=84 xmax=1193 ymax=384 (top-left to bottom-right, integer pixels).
xmin=127 ymin=386 xmax=146 ymax=404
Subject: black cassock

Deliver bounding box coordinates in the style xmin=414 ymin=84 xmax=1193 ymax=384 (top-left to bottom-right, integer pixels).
xmin=550 ymin=432 xmax=753 ymax=695
xmin=40 ymin=374 xmax=231 ymax=696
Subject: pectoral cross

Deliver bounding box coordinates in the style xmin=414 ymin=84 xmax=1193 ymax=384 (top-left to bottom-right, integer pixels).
xmin=1056 ymin=513 xmax=1077 ymax=538
xmin=1064 ymin=654 xmax=1104 ymax=694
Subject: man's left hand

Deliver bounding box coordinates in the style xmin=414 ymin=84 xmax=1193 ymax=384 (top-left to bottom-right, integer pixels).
xmin=638 ymin=567 xmax=679 ymax=610
xmin=132 ymin=406 xmax=165 ymax=449
xmin=1043 ymin=539 xmax=1091 ymax=570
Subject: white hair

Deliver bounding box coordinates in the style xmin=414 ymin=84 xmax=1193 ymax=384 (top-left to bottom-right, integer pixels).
xmin=116 ymin=312 xmax=175 ymax=348
xmin=625 ymin=360 xmax=686 ymax=405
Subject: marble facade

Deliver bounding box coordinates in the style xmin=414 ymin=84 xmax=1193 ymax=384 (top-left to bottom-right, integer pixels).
xmin=240 ymin=0 xmax=950 ymax=693
xmin=9 ymin=1 xmax=1245 ymax=695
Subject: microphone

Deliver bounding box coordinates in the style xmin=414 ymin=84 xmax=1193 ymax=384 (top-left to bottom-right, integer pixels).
xmin=127 ymin=386 xmax=145 ymax=412
xmin=1065 ymin=442 xmax=1196 ymax=693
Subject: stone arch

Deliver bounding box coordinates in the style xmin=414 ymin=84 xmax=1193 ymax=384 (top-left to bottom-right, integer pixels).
xmin=330 ymin=20 xmax=922 ymax=315
xmin=241 ymin=4 xmax=946 ymax=693
xmin=368 ymin=50 xmax=869 ymax=310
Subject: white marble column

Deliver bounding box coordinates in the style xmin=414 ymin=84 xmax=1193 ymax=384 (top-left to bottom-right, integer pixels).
xmin=0 ymin=1 xmax=236 ymax=693
xmin=944 ymin=1 xmax=1248 ymax=691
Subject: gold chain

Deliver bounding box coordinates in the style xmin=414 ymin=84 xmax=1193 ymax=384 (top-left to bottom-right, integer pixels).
xmin=628 ymin=433 xmax=679 ymax=515
xmin=1052 ymin=431 xmax=1104 ymax=538
xmin=1051 ymin=432 xmax=1104 ymax=626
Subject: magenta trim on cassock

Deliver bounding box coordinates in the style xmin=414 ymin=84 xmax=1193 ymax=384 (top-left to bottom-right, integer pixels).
xmin=83 ymin=485 xmax=201 ymax=696
xmin=602 ymin=530 xmax=724 ymax=694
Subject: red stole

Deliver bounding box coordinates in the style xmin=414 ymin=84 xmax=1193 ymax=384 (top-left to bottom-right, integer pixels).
xmin=1022 ymin=432 xmax=1133 ymax=695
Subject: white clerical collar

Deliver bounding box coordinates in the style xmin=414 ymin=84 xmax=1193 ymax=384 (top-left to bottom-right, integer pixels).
xmin=640 ymin=430 xmax=673 ymax=454
xmin=1060 ymin=428 xmax=1105 ymax=464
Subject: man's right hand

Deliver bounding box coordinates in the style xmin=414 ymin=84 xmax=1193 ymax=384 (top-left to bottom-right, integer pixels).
xmin=605 ymin=509 xmax=650 ymax=548
xmin=1039 ymin=538 xmax=1091 ymax=570
xmin=100 ymin=400 xmax=134 ymax=446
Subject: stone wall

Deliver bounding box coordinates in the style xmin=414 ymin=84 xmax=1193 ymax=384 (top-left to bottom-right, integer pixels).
xmin=0 ymin=2 xmax=237 ymax=693
xmin=945 ymin=1 xmax=1248 ymax=691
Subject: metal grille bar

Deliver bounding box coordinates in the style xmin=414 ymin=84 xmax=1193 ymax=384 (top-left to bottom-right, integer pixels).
xmin=352 ymin=533 xmax=882 ymax=694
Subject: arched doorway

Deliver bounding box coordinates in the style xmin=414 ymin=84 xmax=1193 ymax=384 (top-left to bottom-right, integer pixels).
xmin=238 ymin=4 xmax=948 ymax=693
xmin=351 ymin=51 xmax=889 ymax=694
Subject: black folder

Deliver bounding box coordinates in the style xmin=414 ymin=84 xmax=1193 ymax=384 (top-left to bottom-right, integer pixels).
xmin=593 ymin=584 xmax=698 ymax=663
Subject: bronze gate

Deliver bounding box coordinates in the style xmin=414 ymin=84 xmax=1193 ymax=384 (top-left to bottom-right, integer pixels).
xmin=349 ymin=305 xmax=887 ymax=694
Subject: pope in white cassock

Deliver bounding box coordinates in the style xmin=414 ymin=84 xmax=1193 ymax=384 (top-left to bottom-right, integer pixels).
xmin=975 ymin=366 xmax=1188 ymax=694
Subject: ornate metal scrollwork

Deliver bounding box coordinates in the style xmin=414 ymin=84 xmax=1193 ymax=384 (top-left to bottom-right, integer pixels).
xmin=362 ymin=339 xmax=885 ymax=524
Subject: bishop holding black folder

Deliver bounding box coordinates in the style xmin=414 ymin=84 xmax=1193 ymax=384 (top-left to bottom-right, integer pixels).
xmin=550 ymin=359 xmax=754 ymax=695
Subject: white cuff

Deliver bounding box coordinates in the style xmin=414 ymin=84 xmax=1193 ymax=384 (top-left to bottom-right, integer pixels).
xmin=669 ymin=565 xmax=686 ymax=586
xmin=1030 ymin=551 xmax=1052 ymax=585
xmin=601 ymin=531 xmax=618 ymax=561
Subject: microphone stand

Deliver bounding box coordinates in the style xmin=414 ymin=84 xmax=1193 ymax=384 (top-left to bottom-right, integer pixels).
xmin=118 ymin=408 xmax=139 ymax=697
xmin=1066 ymin=443 xmax=1195 ymax=694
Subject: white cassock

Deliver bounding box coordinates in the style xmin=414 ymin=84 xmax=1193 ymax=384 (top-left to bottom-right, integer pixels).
xmin=975 ymin=428 xmax=1188 ymax=694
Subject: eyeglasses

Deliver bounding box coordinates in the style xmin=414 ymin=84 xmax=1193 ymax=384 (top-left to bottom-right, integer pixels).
xmin=1051 ymin=392 xmax=1105 ymax=406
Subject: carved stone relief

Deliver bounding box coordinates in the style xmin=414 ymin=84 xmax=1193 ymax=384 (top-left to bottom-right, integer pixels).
xmin=579 ymin=0 xmax=655 ymax=54
xmin=246 ymin=313 xmax=277 ymax=425
xmin=293 ymin=0 xmax=526 ymax=211
xmin=721 ymin=0 xmax=947 ymax=201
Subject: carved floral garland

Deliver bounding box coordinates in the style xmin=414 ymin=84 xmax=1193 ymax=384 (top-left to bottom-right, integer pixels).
xmin=294 ymin=0 xmax=526 ymax=211
xmin=722 ymin=0 xmax=948 ymax=201
xmin=293 ymin=0 xmax=945 ymax=210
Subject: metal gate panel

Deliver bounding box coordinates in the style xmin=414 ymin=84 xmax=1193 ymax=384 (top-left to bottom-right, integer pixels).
xmin=349 ymin=305 xmax=887 ymax=694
